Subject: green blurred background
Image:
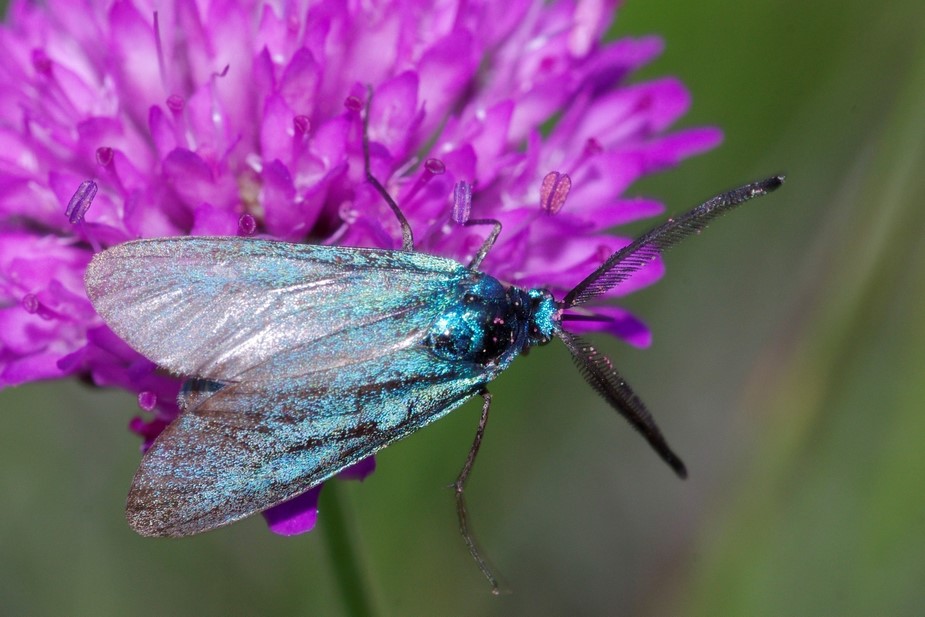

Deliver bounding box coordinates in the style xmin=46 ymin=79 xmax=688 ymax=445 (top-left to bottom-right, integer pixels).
xmin=3 ymin=1 xmax=924 ymax=615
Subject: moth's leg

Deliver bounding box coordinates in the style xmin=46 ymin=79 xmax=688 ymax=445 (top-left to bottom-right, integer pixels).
xmin=362 ymin=87 xmax=414 ymax=251
xmin=454 ymin=388 xmax=505 ymax=594
xmin=453 ymin=180 xmax=502 ymax=270
xmin=462 ymin=218 xmax=501 ymax=271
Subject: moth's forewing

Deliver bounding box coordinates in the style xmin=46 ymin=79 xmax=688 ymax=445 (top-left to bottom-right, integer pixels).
xmin=85 ymin=237 xmax=468 ymax=379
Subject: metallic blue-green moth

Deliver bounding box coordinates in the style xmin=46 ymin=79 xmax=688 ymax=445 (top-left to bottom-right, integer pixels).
xmin=84 ymin=173 xmax=782 ymax=590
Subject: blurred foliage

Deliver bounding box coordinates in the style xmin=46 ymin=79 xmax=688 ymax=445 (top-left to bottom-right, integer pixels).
xmin=2 ymin=1 xmax=924 ymax=615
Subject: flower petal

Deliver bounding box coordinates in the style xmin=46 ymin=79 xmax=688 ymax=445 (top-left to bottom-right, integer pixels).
xmin=263 ymin=486 xmax=321 ymax=536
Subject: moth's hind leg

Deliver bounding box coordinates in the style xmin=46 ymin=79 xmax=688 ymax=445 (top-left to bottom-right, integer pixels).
xmin=454 ymin=388 xmax=506 ymax=594
xmin=362 ymin=86 xmax=414 ymax=251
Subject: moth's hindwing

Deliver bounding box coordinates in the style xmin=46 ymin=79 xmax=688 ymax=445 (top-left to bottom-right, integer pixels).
xmin=127 ymin=347 xmax=487 ymax=537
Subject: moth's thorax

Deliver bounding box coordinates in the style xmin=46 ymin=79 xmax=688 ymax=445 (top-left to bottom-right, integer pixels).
xmin=424 ymin=276 xmax=559 ymax=368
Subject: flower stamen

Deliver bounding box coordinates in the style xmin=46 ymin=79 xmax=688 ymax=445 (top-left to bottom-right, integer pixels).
xmin=238 ymin=214 xmax=257 ymax=236
xmin=138 ymin=391 xmax=158 ymax=412
xmin=540 ymin=171 xmax=571 ymax=215
xmin=65 ymin=180 xmax=97 ymax=224
xmin=452 ymin=180 xmax=473 ymax=224
xmin=403 ymin=158 xmax=446 ymax=203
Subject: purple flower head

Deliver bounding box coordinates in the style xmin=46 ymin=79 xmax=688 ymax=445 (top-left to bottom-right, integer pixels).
xmin=0 ymin=0 xmax=720 ymax=534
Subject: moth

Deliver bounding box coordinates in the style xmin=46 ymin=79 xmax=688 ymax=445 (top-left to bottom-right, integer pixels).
xmin=83 ymin=109 xmax=782 ymax=590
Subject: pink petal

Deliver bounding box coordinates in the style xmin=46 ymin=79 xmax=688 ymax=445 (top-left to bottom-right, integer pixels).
xmin=563 ymin=306 xmax=652 ymax=348
xmin=263 ymin=486 xmax=321 ymax=536
xmin=338 ymin=457 xmax=376 ymax=481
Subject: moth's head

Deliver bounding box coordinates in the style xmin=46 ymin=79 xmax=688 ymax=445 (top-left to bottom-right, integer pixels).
xmin=524 ymin=288 xmax=558 ymax=348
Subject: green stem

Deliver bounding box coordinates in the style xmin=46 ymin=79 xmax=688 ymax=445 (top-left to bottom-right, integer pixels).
xmin=320 ymin=482 xmax=376 ymax=617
